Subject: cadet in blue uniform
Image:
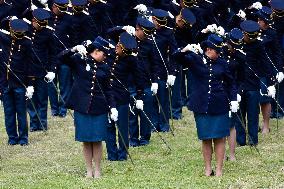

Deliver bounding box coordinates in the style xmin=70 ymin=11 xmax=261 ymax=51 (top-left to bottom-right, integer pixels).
xmin=173 ymin=34 xmax=238 ymax=176
xmin=128 ymin=17 xmax=157 ymax=147
xmin=58 ymin=36 xmax=116 ymax=178
xmin=172 ymin=8 xmax=196 ymax=120
xmin=270 ymin=0 xmax=284 ymax=119
xmin=257 ymin=6 xmax=284 ymax=134
xmin=151 ymin=9 xmax=178 ymax=132
xmin=0 ymin=19 xmax=35 ymax=146
xmin=105 ymin=32 xmax=144 ymax=161
xmin=70 ymin=0 xmax=98 ymax=45
xmin=223 ymin=28 xmax=246 ymax=161
xmin=26 ymin=8 xmax=57 ymax=132
xmin=48 ymin=0 xmax=73 ymax=117
xmin=236 ymin=20 xmax=275 ymax=146
xmin=87 ymin=0 xmax=113 ymax=37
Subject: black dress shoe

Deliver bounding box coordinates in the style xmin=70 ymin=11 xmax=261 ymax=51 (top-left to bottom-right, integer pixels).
xmin=8 ymin=141 xmax=18 ymax=146
xmin=30 ymin=128 xmax=38 ymax=132
xmin=58 ymin=113 xmax=66 ymax=118
xmin=19 ymin=142 xmax=29 ymax=146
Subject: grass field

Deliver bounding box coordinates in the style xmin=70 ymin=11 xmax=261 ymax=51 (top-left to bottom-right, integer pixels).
xmin=0 ymin=106 xmax=283 ymax=189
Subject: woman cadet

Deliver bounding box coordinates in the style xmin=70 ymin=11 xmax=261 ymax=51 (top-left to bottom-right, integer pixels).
xmin=58 ymin=36 xmax=117 ymax=178
xmin=173 ymin=34 xmax=238 ymax=176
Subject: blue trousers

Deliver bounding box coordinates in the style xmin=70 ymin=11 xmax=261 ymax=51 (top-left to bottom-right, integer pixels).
xmin=171 ymin=67 xmax=183 ymax=120
xmin=3 ymin=87 xmax=28 ymax=144
xmin=106 ymin=104 xmax=129 ymax=161
xmin=235 ymin=90 xmax=260 ymax=146
xmin=129 ymin=87 xmax=153 ymax=146
xmin=48 ymin=64 xmax=72 ymax=116
xmin=152 ymin=80 xmax=170 ymax=132
xmin=27 ymin=78 xmax=48 ymax=130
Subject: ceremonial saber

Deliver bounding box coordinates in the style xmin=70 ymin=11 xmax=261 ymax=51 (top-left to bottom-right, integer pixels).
xmin=151 ymin=34 xmax=175 ymax=136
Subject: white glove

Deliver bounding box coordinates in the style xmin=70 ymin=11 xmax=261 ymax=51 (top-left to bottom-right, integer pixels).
xmin=135 ymin=100 xmax=144 ymax=110
xmin=201 ymin=24 xmax=217 ymax=34
xmin=10 ymin=16 xmax=18 ymax=20
xmin=122 ymin=25 xmax=136 ymax=36
xmin=40 ymin=0 xmax=48 ymax=4
xmin=31 ymin=4 xmax=38 ymax=11
xmin=193 ymin=43 xmax=203 ymax=54
xmin=45 ymin=72 xmax=55 ymax=83
xmin=250 ymin=2 xmax=262 ymax=10
xmin=216 ymin=26 xmax=225 ymax=36
xmin=182 ymin=44 xmax=195 ymax=53
xmin=133 ymin=4 xmax=147 ymax=14
xmin=110 ymin=108 xmax=118 ymax=122
xmin=230 ymin=101 xmax=239 ymax=113
xmin=151 ymin=83 xmax=158 ymax=95
xmin=208 ymin=24 xmax=217 ymax=33
xmin=267 ymin=85 xmax=276 ymax=98
xmin=276 ymin=72 xmax=284 ymax=83
xmin=236 ymin=9 xmax=246 ymax=19
xmin=167 ymin=75 xmax=176 ymax=87
xmin=237 ymin=94 xmax=241 ymax=103
xmin=148 ymin=16 xmax=153 ymax=23
xmin=71 ymin=45 xmax=87 ymax=58
xmin=25 ymin=86 xmax=34 ymax=99
xmin=82 ymin=40 xmax=92 ymax=47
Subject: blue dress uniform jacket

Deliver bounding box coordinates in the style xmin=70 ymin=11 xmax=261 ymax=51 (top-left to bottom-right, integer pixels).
xmin=50 ymin=13 xmax=74 ymax=53
xmin=261 ymin=28 xmax=284 ymax=74
xmin=110 ymin=55 xmax=145 ymax=106
xmin=222 ymin=48 xmax=246 ymax=94
xmin=88 ymin=2 xmax=112 ymax=37
xmin=0 ymin=2 xmax=12 ymax=22
xmin=58 ymin=50 xmax=116 ymax=115
xmin=243 ymin=40 xmax=274 ymax=90
xmin=31 ymin=27 xmax=57 ymax=78
xmin=152 ymin=27 xmax=178 ymax=81
xmin=173 ymin=51 xmax=237 ymax=115
xmin=9 ymin=0 xmax=30 ymax=18
xmin=136 ymin=38 xmax=159 ymax=86
xmin=153 ymin=0 xmax=171 ymax=11
xmin=71 ymin=11 xmax=98 ymax=46
xmin=0 ymin=33 xmax=35 ymax=88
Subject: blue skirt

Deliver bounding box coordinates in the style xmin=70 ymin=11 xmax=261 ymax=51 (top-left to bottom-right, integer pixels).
xmin=74 ymin=111 xmax=108 ymax=142
xmin=194 ymin=113 xmax=230 ymax=140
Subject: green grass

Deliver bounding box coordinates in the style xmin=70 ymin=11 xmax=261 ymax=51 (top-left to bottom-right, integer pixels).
xmin=0 ymin=107 xmax=283 ymax=189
